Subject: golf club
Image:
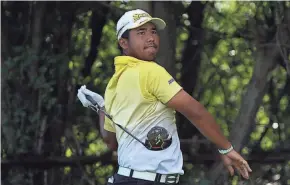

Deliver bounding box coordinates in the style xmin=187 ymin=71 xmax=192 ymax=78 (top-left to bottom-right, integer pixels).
xmin=85 ymin=94 xmax=147 ymax=147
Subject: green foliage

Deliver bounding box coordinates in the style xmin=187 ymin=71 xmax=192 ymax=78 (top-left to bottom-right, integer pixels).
xmin=182 ymin=1 xmax=290 ymax=184
xmin=2 ymin=1 xmax=289 ymax=185
xmin=70 ymin=11 xmax=93 ymax=84
xmin=1 ymin=46 xmax=68 ymax=185
xmin=2 ymin=47 xmax=63 ymax=155
xmin=204 ymin=2 xmax=256 ymax=35
xmin=90 ymin=19 xmax=119 ymax=92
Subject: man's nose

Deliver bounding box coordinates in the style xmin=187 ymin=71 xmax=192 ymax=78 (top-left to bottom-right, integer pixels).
xmin=147 ymin=33 xmax=155 ymax=42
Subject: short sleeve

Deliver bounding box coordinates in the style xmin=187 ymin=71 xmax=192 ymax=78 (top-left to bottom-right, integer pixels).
xmin=104 ymin=117 xmax=116 ymax=133
xmin=147 ymin=64 xmax=182 ymax=104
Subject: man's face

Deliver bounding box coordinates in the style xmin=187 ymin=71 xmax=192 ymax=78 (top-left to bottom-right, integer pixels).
xmin=120 ymin=22 xmax=160 ymax=61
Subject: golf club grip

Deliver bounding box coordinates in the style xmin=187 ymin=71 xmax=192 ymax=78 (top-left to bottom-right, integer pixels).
xmin=85 ymin=95 xmax=98 ymax=106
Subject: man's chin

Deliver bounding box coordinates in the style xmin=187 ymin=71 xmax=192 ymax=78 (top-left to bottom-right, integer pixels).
xmin=137 ymin=53 xmax=157 ymax=61
xmin=147 ymin=52 xmax=158 ymax=61
xmin=145 ymin=55 xmax=156 ymax=61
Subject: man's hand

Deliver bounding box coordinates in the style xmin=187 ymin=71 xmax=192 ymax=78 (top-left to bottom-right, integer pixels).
xmin=220 ymin=150 xmax=252 ymax=179
xmin=77 ymin=85 xmax=105 ymax=108
xmin=77 ymin=85 xmax=117 ymax=151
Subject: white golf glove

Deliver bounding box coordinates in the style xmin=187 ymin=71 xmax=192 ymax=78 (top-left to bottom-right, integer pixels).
xmin=77 ymin=85 xmax=105 ymax=108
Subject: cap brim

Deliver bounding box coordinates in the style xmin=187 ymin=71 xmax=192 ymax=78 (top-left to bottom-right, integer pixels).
xmin=149 ymin=18 xmax=166 ymax=30
xmin=130 ymin=17 xmax=166 ymax=30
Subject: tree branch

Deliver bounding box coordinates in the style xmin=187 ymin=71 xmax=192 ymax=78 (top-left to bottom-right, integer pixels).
xmin=31 ymin=2 xmax=46 ymax=53
xmin=1 ymin=19 xmax=11 ymax=59
xmin=153 ymin=1 xmax=178 ymax=76
xmin=2 ymin=151 xmax=114 ymax=170
xmin=276 ymin=24 xmax=290 ymax=76
xmin=185 ymin=150 xmax=290 ymax=164
xmin=2 ymin=150 xmax=289 ymax=170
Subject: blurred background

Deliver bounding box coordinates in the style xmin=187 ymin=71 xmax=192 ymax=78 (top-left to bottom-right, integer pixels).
xmin=1 ymin=1 xmax=290 ymax=185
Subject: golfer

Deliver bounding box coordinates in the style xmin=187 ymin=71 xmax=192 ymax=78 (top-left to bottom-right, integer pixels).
xmin=77 ymin=9 xmax=252 ymax=185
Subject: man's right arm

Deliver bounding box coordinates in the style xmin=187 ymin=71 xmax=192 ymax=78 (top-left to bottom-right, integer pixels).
xmin=98 ymin=110 xmax=118 ymax=151
xmin=77 ymin=86 xmax=117 ymax=151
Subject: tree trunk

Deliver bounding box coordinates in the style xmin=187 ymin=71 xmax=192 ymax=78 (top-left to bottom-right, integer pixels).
xmin=153 ymin=2 xmax=177 ymax=76
xmin=175 ymin=3 xmax=208 ymax=173
xmin=31 ymin=2 xmax=46 ymax=185
xmin=133 ymin=1 xmax=153 ymax=13
xmin=1 ymin=17 xmax=11 ymax=59
xmin=82 ymin=4 xmax=110 ymax=77
xmin=46 ymin=3 xmax=76 ymax=185
xmin=177 ymin=1 xmax=205 ymax=139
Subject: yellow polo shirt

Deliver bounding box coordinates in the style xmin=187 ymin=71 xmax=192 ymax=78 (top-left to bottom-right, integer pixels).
xmin=103 ymin=56 xmax=184 ymax=174
xmin=104 ymin=56 xmax=181 ymax=133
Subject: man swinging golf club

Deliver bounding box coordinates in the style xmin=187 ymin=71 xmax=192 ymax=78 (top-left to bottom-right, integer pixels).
xmin=77 ymin=9 xmax=252 ymax=185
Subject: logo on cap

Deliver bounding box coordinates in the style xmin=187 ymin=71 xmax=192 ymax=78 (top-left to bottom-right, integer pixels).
xmin=133 ymin=13 xmax=151 ymax=22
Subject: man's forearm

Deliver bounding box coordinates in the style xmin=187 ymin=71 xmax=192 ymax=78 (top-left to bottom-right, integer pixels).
xmin=186 ymin=104 xmax=232 ymax=149
xmin=167 ymin=90 xmax=232 ymax=150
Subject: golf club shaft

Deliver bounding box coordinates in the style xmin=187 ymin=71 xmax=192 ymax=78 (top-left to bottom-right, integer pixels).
xmin=85 ymin=95 xmax=146 ymax=146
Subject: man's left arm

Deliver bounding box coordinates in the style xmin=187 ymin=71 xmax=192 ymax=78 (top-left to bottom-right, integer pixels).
xmin=147 ymin=64 xmax=251 ymax=179
xmin=166 ymin=89 xmax=231 ymax=149
xmin=148 ymin=65 xmax=231 ymax=149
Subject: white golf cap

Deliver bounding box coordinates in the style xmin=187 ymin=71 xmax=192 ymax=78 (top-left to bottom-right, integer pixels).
xmin=116 ymin=9 xmax=166 ymax=40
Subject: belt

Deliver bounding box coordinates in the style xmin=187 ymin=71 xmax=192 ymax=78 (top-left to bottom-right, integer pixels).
xmin=117 ymin=166 xmax=180 ymax=184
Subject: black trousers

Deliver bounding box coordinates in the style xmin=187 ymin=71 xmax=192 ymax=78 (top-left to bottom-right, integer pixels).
xmin=107 ymin=174 xmax=180 ymax=185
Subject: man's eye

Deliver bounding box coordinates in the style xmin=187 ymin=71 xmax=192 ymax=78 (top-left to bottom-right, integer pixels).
xmin=152 ymin=30 xmax=157 ymax=34
xmin=138 ymin=31 xmax=145 ymax=35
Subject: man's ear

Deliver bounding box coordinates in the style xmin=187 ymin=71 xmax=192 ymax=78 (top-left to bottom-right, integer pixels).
xmin=119 ymin=38 xmax=128 ymax=50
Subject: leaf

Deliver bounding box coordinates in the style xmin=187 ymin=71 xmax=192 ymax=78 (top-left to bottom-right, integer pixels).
xmin=66 ymin=148 xmax=72 ymax=157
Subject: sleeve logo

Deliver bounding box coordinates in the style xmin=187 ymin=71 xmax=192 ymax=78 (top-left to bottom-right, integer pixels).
xmin=168 ymin=78 xmax=175 ymax=84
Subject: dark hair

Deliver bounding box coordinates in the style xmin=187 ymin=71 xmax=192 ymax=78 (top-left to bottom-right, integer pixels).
xmin=118 ymin=30 xmax=130 ymax=54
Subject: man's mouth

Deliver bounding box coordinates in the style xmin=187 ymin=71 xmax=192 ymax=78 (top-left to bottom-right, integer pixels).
xmin=144 ymin=45 xmax=157 ymax=49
